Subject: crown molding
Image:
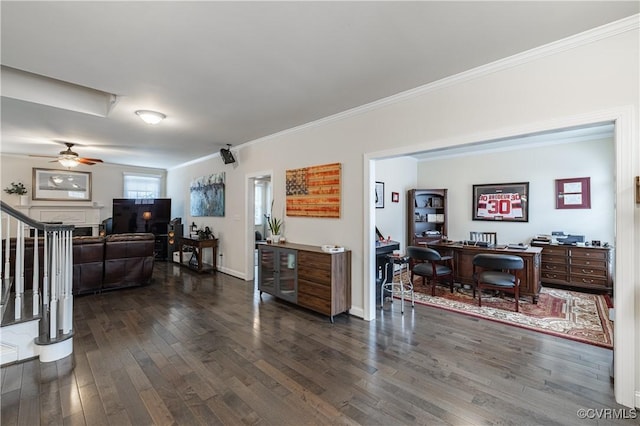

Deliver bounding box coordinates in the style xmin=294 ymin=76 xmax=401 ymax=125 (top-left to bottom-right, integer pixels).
xmin=170 ymin=14 xmax=639 ymax=171
xmin=241 ymin=14 xmax=639 ymax=148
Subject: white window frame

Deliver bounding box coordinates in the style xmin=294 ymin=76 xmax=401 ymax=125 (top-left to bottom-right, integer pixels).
xmin=123 ymin=172 xmax=164 ymax=199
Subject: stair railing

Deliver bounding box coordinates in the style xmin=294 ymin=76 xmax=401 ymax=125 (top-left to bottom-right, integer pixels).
xmin=1 ymin=200 xmax=74 ymax=343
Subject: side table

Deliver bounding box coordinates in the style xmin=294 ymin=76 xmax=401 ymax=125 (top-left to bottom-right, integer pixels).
xmin=178 ymin=237 xmax=218 ymax=273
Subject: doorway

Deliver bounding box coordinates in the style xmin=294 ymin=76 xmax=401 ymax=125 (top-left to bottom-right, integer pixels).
xmin=365 ymin=110 xmax=636 ymax=408
xmin=246 ymin=171 xmax=272 ymax=282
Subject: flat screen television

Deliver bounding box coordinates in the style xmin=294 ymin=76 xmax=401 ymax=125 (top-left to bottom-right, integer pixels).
xmin=112 ymin=198 xmax=171 ymax=235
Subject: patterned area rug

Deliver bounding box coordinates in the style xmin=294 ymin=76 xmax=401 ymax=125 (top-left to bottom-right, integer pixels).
xmin=395 ymin=278 xmax=613 ymax=348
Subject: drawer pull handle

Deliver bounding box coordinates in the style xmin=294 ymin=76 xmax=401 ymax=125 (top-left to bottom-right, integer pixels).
xmin=582 ymin=279 xmax=594 ymax=283
xmin=581 ymin=269 xmax=594 ymax=274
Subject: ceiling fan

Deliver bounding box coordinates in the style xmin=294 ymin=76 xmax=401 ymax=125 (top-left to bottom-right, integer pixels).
xmin=31 ymin=142 xmax=104 ymax=167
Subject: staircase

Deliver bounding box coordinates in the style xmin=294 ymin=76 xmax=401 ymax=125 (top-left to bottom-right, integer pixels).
xmin=1 ymin=200 xmax=75 ymax=366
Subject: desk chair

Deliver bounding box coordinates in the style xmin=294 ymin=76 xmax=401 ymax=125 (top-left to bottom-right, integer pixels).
xmin=470 ymin=231 xmax=497 ymax=245
xmin=406 ymin=246 xmax=454 ymax=296
xmin=472 ymin=253 xmax=524 ymax=312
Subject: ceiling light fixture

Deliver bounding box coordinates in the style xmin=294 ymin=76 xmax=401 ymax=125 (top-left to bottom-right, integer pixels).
xmin=58 ymin=156 xmax=80 ymax=168
xmin=135 ymin=110 xmax=166 ymax=125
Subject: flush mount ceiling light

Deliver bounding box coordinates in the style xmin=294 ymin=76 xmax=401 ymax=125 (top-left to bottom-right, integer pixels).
xmin=135 ymin=110 xmax=166 ymax=125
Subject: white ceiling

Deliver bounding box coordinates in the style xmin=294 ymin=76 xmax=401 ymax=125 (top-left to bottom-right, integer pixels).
xmin=1 ymin=1 xmax=638 ymax=169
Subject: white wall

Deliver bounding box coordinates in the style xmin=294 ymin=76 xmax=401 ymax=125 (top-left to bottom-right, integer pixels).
xmin=167 ymin=23 xmax=639 ymax=407
xmin=0 ymin=155 xmax=166 ymax=222
xmin=417 ymin=137 xmax=615 ymax=245
xmin=374 ymin=157 xmax=417 ymax=252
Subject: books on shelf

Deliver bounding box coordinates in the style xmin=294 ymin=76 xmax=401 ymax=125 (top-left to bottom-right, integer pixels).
xmin=427 ymin=213 xmax=445 ymax=223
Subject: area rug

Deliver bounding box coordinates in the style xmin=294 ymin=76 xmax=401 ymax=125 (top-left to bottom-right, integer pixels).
xmin=395 ymin=279 xmax=613 ymax=348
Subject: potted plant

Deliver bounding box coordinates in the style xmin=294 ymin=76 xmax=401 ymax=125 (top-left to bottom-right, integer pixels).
xmin=264 ymin=200 xmax=283 ymax=243
xmin=4 ymin=181 xmax=29 ymax=206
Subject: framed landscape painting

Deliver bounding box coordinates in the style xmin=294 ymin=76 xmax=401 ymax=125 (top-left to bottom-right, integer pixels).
xmin=32 ymin=168 xmax=92 ymax=201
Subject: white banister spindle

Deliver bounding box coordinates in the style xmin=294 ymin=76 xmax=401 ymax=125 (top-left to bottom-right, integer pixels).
xmin=61 ymin=229 xmax=73 ymax=334
xmin=49 ymin=230 xmax=58 ymax=339
xmin=3 ymin=216 xmax=9 ymax=280
xmin=1 ymin=212 xmax=3 ymax=296
xmin=43 ymin=229 xmax=49 ymax=307
xmin=14 ymin=218 xmax=23 ymax=320
xmin=33 ymin=228 xmax=40 ymax=315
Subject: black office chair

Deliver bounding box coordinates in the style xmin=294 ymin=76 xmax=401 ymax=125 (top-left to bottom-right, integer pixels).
xmin=472 ymin=253 xmax=524 ymax=312
xmin=406 ymin=246 xmax=454 ymax=296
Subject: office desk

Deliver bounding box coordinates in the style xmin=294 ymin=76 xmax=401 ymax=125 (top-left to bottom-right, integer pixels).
xmin=178 ymin=237 xmax=218 ymax=273
xmin=427 ymin=242 xmax=542 ymax=303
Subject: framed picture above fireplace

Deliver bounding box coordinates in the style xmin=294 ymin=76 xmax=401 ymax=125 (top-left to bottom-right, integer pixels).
xmin=32 ymin=168 xmax=92 ymax=201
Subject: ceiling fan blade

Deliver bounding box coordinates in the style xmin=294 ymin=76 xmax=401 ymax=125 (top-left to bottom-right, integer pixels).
xmin=79 ymin=157 xmax=103 ymax=163
xmin=29 ymin=154 xmax=58 ymax=159
xmin=77 ymin=158 xmax=99 ymax=165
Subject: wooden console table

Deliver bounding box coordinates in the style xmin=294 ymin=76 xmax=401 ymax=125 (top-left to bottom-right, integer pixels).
xmin=178 ymin=237 xmax=218 ymax=273
xmin=427 ymin=241 xmax=542 ymax=303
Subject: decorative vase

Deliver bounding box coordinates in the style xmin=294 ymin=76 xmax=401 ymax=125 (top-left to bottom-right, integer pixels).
xmin=19 ymin=195 xmax=29 ymax=206
xmin=271 ymin=234 xmax=281 ymax=244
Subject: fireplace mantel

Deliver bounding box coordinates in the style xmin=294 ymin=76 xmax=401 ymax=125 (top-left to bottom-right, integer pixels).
xmin=15 ymin=204 xmax=104 ymax=236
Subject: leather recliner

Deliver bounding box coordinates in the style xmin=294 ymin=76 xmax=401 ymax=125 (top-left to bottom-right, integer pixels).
xmin=103 ymin=233 xmax=155 ymax=290
xmin=73 ymin=236 xmax=105 ymax=295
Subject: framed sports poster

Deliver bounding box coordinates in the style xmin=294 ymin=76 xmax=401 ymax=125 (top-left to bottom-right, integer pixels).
xmin=472 ymin=182 xmax=529 ymax=222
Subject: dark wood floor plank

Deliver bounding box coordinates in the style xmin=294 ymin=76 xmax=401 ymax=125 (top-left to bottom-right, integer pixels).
xmin=2 ymin=261 xmax=633 ymax=425
xmin=2 ymin=362 xmax=23 ymax=395
xmin=76 ymin=382 xmax=109 ymax=426
xmin=1 ymin=388 xmax=20 ymax=426
xmin=84 ymin=349 xmax=131 ymax=425
xmin=17 ymin=396 xmax=40 ymax=426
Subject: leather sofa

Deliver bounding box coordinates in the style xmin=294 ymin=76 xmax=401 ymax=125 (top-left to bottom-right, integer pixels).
xmin=73 ymin=236 xmax=106 ymax=295
xmin=2 ymin=233 xmax=155 ymax=295
xmin=103 ymin=233 xmax=155 ymax=290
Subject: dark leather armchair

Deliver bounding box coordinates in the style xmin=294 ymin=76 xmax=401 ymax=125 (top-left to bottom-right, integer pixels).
xmin=103 ymin=233 xmax=155 ymax=290
xmin=472 ymin=253 xmax=524 ymax=312
xmin=406 ymin=245 xmax=454 ymax=296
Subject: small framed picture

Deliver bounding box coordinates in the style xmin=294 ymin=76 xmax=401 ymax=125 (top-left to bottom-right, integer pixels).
xmin=33 ymin=168 xmax=92 ymax=201
xmin=375 ymin=181 xmax=384 ymax=208
xmin=391 ymin=192 xmax=399 ymax=203
xmin=556 ymin=177 xmax=590 ymax=209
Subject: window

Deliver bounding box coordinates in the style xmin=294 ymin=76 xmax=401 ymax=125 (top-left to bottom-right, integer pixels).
xmin=123 ymin=173 xmax=163 ymax=199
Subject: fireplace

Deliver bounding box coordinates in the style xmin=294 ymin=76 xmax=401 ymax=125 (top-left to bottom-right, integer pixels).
xmin=17 ymin=204 xmax=103 ymax=237
xmin=73 ymin=227 xmax=93 ymax=237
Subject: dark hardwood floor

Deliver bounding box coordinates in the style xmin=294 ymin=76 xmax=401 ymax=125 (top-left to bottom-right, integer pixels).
xmin=2 ymin=261 xmax=635 ymax=425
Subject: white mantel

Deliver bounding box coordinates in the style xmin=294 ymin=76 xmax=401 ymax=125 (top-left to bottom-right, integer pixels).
xmin=15 ymin=204 xmax=104 ymax=236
